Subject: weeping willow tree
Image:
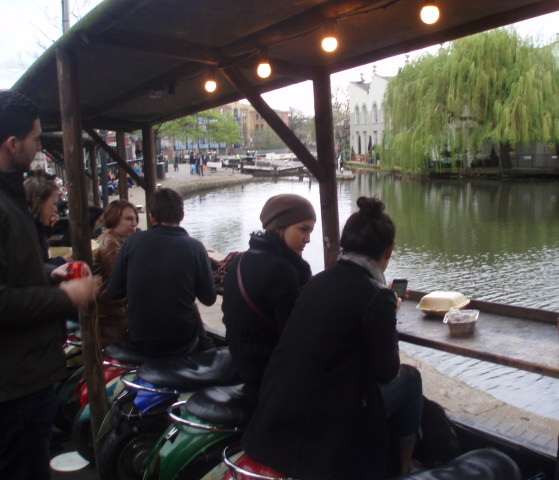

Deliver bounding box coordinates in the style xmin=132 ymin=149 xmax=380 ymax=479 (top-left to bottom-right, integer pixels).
xmin=382 ymin=29 xmax=559 ymax=172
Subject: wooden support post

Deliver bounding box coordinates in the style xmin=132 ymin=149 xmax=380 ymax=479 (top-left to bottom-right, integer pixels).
xmin=313 ymin=69 xmax=340 ymax=268
xmin=85 ymin=128 xmax=146 ymax=189
xmin=117 ymin=131 xmax=129 ymax=200
xmin=56 ymin=47 xmax=107 ymax=474
xmin=221 ymin=65 xmax=340 ymax=269
xmin=142 ymin=125 xmax=157 ymax=227
xmin=90 ymin=145 xmax=100 ymax=207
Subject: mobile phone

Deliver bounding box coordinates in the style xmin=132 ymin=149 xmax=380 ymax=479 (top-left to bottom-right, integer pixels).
xmin=391 ymin=278 xmax=408 ymax=299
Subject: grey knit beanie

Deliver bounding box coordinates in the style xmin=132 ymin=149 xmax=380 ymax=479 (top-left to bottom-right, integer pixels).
xmin=260 ymin=194 xmax=316 ymax=230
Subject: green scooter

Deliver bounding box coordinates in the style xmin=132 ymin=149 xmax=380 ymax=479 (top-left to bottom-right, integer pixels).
xmin=143 ymin=383 xmax=253 ymax=480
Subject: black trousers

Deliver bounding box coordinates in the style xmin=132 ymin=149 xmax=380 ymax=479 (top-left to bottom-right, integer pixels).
xmin=0 ymin=386 xmax=57 ymax=480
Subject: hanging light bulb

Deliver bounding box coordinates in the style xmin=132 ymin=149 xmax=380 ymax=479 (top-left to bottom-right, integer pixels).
xmin=257 ymin=50 xmax=272 ymax=79
xmin=420 ymin=2 xmax=440 ymax=25
xmin=257 ymin=61 xmax=271 ymax=78
xmin=321 ymin=22 xmax=338 ymax=53
xmin=204 ymin=71 xmax=217 ymax=93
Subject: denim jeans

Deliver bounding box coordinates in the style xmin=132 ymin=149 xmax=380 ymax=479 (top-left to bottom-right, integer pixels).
xmin=0 ymin=386 xmax=57 ymax=480
xmin=380 ymin=364 xmax=423 ymax=447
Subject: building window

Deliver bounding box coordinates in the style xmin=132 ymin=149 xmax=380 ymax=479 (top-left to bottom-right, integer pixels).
xmin=357 ymin=133 xmax=362 ymax=155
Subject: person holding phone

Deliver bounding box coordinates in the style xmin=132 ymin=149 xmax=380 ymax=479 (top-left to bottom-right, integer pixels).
xmin=391 ymin=278 xmax=408 ymax=301
xmin=243 ymin=196 xmax=423 ymax=479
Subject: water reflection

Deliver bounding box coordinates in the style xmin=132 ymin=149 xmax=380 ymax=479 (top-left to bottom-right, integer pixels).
xmin=182 ymin=174 xmax=559 ymax=311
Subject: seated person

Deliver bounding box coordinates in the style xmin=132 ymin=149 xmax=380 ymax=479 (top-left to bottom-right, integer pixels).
xmin=242 ymin=196 xmax=423 ymax=479
xmin=93 ymin=199 xmax=138 ymax=347
xmin=108 ymin=188 xmax=216 ymax=356
xmin=222 ymin=194 xmax=316 ymax=405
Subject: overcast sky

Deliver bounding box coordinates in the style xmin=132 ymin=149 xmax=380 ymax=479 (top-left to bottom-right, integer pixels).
xmin=1 ymin=1 xmax=558 ymax=115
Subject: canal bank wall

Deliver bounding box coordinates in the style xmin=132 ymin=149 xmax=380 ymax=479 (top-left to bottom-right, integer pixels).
xmin=346 ymin=161 xmax=559 ymax=179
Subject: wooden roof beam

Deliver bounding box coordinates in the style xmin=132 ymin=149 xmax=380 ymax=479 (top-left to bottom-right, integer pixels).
xmin=222 ymin=65 xmax=325 ymax=181
xmin=82 ymin=61 xmax=208 ymax=122
xmin=89 ymin=30 xmax=222 ymax=65
xmin=219 ymin=0 xmax=394 ymax=58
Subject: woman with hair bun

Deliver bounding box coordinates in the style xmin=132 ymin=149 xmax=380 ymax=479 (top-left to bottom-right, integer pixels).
xmin=243 ymin=196 xmax=423 ymax=479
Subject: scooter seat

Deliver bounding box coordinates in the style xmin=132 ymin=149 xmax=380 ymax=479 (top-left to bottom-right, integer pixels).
xmin=185 ymin=384 xmax=253 ymax=427
xmin=399 ymin=448 xmax=520 ymax=480
xmin=103 ymin=341 xmax=154 ymax=365
xmin=138 ymin=347 xmax=238 ymax=389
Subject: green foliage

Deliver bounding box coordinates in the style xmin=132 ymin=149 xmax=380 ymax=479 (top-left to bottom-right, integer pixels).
xmin=206 ymin=111 xmax=242 ymax=146
xmin=254 ymin=124 xmax=285 ymax=150
xmin=156 ymin=109 xmax=241 ymax=148
xmin=383 ymin=28 xmax=559 ymax=171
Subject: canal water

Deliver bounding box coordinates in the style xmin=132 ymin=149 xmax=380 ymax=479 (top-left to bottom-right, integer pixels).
xmin=182 ymin=173 xmax=559 ymax=312
xmin=182 ymin=173 xmax=559 ymax=420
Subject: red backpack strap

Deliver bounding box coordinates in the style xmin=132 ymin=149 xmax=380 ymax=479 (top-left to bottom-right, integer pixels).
xmin=236 ymin=253 xmax=276 ymax=330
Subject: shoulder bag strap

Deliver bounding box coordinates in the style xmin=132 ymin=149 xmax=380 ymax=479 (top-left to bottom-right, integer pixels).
xmin=236 ymin=253 xmax=277 ymax=330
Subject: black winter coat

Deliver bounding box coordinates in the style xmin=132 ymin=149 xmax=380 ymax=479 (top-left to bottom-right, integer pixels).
xmin=0 ymin=170 xmax=75 ymax=402
xmin=221 ymin=231 xmax=311 ymax=402
xmin=243 ymin=260 xmax=400 ymax=480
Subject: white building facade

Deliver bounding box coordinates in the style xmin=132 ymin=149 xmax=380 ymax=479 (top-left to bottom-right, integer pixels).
xmin=348 ymin=71 xmax=391 ymax=161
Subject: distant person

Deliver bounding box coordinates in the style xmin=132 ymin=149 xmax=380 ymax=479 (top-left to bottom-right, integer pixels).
xmin=108 ymin=188 xmax=217 ymax=356
xmin=189 ymin=151 xmax=196 ymax=175
xmin=243 ymin=196 xmax=423 ymax=479
xmin=174 ymin=153 xmax=179 ymax=172
xmin=197 ymin=153 xmax=204 ymax=176
xmin=0 ymin=90 xmax=99 ymax=480
xmin=222 ymin=193 xmax=316 ymax=405
xmin=93 ymin=199 xmax=138 ymax=347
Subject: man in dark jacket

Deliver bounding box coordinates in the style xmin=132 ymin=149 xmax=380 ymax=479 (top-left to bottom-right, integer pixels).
xmin=108 ymin=187 xmax=217 ymax=356
xmin=0 ymin=91 xmax=99 ymax=480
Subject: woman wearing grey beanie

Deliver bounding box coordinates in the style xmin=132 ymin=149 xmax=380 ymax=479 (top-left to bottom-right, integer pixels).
xmin=222 ymin=193 xmax=316 ymax=406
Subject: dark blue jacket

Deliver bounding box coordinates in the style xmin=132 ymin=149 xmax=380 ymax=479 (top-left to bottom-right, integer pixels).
xmin=108 ymin=224 xmax=216 ymax=356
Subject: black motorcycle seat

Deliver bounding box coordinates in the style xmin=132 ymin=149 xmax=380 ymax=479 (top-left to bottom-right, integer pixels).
xmin=66 ymin=319 xmax=81 ymax=335
xmin=103 ymin=341 xmax=155 ymax=365
xmin=400 ymin=448 xmax=520 ymax=480
xmin=138 ymin=347 xmax=238 ymax=389
xmin=185 ymin=384 xmax=253 ymax=427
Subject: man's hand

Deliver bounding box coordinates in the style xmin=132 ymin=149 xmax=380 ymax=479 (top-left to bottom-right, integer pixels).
xmin=59 ymin=275 xmax=101 ymax=308
xmin=50 ymin=262 xmax=91 ymax=282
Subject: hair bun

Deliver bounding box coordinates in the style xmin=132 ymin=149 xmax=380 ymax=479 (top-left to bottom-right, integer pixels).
xmin=356 ymin=196 xmax=385 ymax=218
